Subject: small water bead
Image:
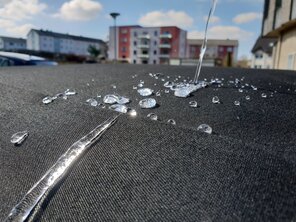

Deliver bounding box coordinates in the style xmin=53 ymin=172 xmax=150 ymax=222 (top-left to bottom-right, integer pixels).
xmin=167 ymin=119 xmax=176 ymax=125
xmin=62 ymin=95 xmax=68 ymax=100
xmin=212 ymin=96 xmax=220 ymax=104
xmin=139 ymin=98 xmax=157 ymax=109
xmin=147 ymin=113 xmax=158 ymax=121
xmin=64 ymin=89 xmax=77 ymax=96
xmin=165 ymin=89 xmax=170 ymax=94
xmin=261 ymin=93 xmax=267 ymax=98
xmin=133 ymin=86 xmax=137 ymax=90
xmin=251 ymin=85 xmax=258 ymax=91
xmin=156 ymin=91 xmax=161 ymax=97
xmin=197 ymin=124 xmax=212 ymax=134
xmin=87 ymin=83 xmax=90 ymax=86
xmin=97 ymin=95 xmax=102 ymax=98
xmin=238 ymin=89 xmax=243 ymax=93
xmin=138 ymin=83 xmax=144 ymax=87
xmin=128 ymin=109 xmax=137 ymax=117
xmin=11 ymin=131 xmax=29 ymax=145
xmin=161 ymin=78 xmax=165 ymax=82
xmin=189 ymin=101 xmax=198 ymax=108
xmin=109 ymin=104 xmax=128 ymax=113
xmin=86 ymin=98 xmax=98 ymax=107
xmin=42 ymin=96 xmax=54 ymax=104
xmin=138 ymin=88 xmax=153 ymax=96
xmin=245 ymin=95 xmax=251 ymax=100
xmin=234 ymin=101 xmax=240 ymax=106
xmin=103 ymin=95 xmax=119 ymax=104
xmin=111 ymin=84 xmax=117 ymax=89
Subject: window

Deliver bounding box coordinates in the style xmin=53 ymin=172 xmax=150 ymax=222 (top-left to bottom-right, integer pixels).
xmin=227 ymin=47 xmax=233 ymax=52
xmin=255 ymin=53 xmax=263 ymax=59
xmin=153 ymin=60 xmax=156 ymax=64
xmin=287 ymin=54 xmax=295 ymax=70
xmin=122 ymin=47 xmax=126 ymax=52
xmin=154 ymin=50 xmax=157 ymax=55
xmin=9 ymin=42 xmax=14 ymax=46
xmin=133 ymin=60 xmax=136 ymax=64
xmin=154 ymin=31 xmax=158 ymax=36
xmin=121 ymin=29 xmax=127 ymax=34
xmin=122 ymin=38 xmax=127 ymax=42
xmin=154 ymin=41 xmax=157 ymax=46
xmin=133 ymin=50 xmax=137 ymax=55
xmin=219 ymin=47 xmax=224 ymax=52
xmin=134 ymin=32 xmax=137 ymax=37
xmin=134 ymin=41 xmax=137 ymax=46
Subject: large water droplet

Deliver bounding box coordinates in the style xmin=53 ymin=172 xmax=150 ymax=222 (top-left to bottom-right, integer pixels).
xmin=42 ymin=96 xmax=53 ymax=104
xmin=164 ymin=81 xmax=174 ymax=88
xmin=167 ymin=119 xmax=176 ymax=125
xmin=11 ymin=131 xmax=28 ymax=145
xmin=138 ymin=88 xmax=153 ymax=96
xmin=197 ymin=124 xmax=212 ymax=134
xmin=174 ymin=83 xmax=206 ymax=98
xmin=103 ymin=95 xmax=119 ymax=104
xmin=109 ymin=104 xmax=128 ymax=113
xmin=147 ymin=113 xmax=158 ymax=121
xmin=64 ymin=89 xmax=77 ymax=96
xmin=117 ymin=96 xmax=130 ymax=105
xmin=234 ymin=101 xmax=240 ymax=106
xmin=189 ymin=101 xmax=198 ymax=108
xmin=86 ymin=99 xmax=98 ymax=107
xmin=139 ymin=98 xmax=157 ymax=109
xmin=212 ymin=96 xmax=220 ymax=104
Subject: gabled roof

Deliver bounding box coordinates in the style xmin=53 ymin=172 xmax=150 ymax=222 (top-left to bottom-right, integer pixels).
xmin=29 ymin=29 xmax=105 ymax=44
xmin=0 ymin=36 xmax=26 ymax=43
xmin=251 ymin=37 xmax=277 ymax=54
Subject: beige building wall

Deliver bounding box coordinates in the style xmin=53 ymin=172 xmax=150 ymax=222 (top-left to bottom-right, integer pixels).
xmin=273 ymin=28 xmax=296 ymax=70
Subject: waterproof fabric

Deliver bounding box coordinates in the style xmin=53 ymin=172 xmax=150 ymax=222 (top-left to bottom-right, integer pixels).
xmin=0 ymin=64 xmax=295 ymax=221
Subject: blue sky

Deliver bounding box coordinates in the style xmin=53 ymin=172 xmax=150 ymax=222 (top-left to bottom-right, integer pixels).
xmin=0 ymin=0 xmax=264 ymax=58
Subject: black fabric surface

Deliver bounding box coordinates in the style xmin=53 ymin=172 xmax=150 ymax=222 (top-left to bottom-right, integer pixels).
xmin=0 ymin=64 xmax=295 ymax=221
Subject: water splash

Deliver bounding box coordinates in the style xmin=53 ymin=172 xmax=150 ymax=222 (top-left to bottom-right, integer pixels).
xmin=193 ymin=0 xmax=218 ymax=84
xmin=5 ymin=116 xmax=119 ymax=222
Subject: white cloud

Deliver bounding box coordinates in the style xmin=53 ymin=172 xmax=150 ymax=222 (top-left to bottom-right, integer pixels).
xmin=55 ymin=0 xmax=103 ymax=21
xmin=203 ymin=15 xmax=220 ymax=23
xmin=233 ymin=12 xmax=262 ymax=24
xmin=6 ymin=23 xmax=35 ymax=37
xmin=188 ymin=25 xmax=253 ymax=41
xmin=138 ymin=10 xmax=194 ymax=28
xmin=0 ymin=0 xmax=47 ymax=21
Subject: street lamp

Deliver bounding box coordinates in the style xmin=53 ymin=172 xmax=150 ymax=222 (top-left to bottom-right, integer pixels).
xmin=110 ymin=12 xmax=120 ymax=62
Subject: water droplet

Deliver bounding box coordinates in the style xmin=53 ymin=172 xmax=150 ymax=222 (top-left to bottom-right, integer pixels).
xmin=62 ymin=95 xmax=68 ymax=100
xmin=167 ymin=119 xmax=176 ymax=125
xmin=139 ymin=98 xmax=157 ymax=109
xmin=251 ymin=85 xmax=258 ymax=91
xmin=165 ymin=89 xmax=170 ymax=94
xmin=97 ymin=95 xmax=101 ymax=98
xmin=147 ymin=113 xmax=158 ymax=121
xmin=212 ymin=96 xmax=220 ymax=104
xmin=42 ymin=96 xmax=53 ymax=104
xmin=197 ymin=124 xmax=212 ymax=134
xmin=261 ymin=93 xmax=267 ymax=98
xmin=103 ymin=95 xmax=119 ymax=104
xmin=128 ymin=109 xmax=137 ymax=117
xmin=86 ymin=98 xmax=98 ymax=107
xmin=109 ymin=104 xmax=128 ymax=113
xmin=111 ymin=84 xmax=117 ymax=89
xmin=91 ymin=79 xmax=95 ymax=82
xmin=11 ymin=131 xmax=28 ymax=145
xmin=137 ymin=88 xmax=153 ymax=96
xmin=174 ymin=83 xmax=204 ymax=98
xmin=156 ymin=91 xmax=161 ymax=97
xmin=117 ymin=96 xmax=130 ymax=105
xmin=246 ymin=95 xmax=250 ymax=100
xmin=133 ymin=86 xmax=137 ymax=90
xmin=87 ymin=83 xmax=90 ymax=86
xmin=138 ymin=83 xmax=144 ymax=87
xmin=64 ymin=89 xmax=77 ymax=96
xmin=234 ymin=101 xmax=240 ymax=106
xmin=189 ymin=101 xmax=198 ymax=108
xmin=238 ymin=89 xmax=243 ymax=93
xmin=164 ymin=81 xmax=174 ymax=88
xmin=161 ymin=78 xmax=165 ymax=82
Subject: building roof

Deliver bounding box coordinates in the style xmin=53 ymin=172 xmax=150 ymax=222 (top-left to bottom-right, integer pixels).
xmin=187 ymin=39 xmax=239 ymax=46
xmin=29 ymin=29 xmax=105 ymax=44
xmin=0 ymin=36 xmax=26 ymax=43
xmin=251 ymin=37 xmax=277 ymax=54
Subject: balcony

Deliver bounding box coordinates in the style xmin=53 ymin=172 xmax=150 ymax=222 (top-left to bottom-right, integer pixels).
xmin=138 ymin=34 xmax=150 ymax=39
xmin=137 ymin=44 xmax=150 ymax=49
xmin=159 ymin=54 xmax=170 ymax=58
xmin=159 ymin=44 xmax=171 ymax=48
xmin=138 ymin=54 xmax=150 ymax=59
xmin=160 ymin=33 xmax=172 ymax=39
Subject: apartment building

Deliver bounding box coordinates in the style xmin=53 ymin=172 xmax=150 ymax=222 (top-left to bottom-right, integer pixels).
xmin=109 ymin=25 xmax=187 ymax=64
xmin=262 ymin=0 xmax=296 ymax=70
xmin=251 ymin=37 xmax=277 ymax=69
xmin=27 ymin=29 xmax=106 ymax=57
xmin=0 ymin=36 xmax=26 ymax=51
xmin=186 ymin=39 xmax=239 ymax=67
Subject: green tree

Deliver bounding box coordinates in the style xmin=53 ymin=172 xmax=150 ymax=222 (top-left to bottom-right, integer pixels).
xmin=87 ymin=45 xmax=100 ymax=58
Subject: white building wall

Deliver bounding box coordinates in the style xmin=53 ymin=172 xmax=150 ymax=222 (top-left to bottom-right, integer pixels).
xmin=251 ymin=50 xmax=273 ymax=69
xmin=27 ymin=31 xmax=40 ymax=51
